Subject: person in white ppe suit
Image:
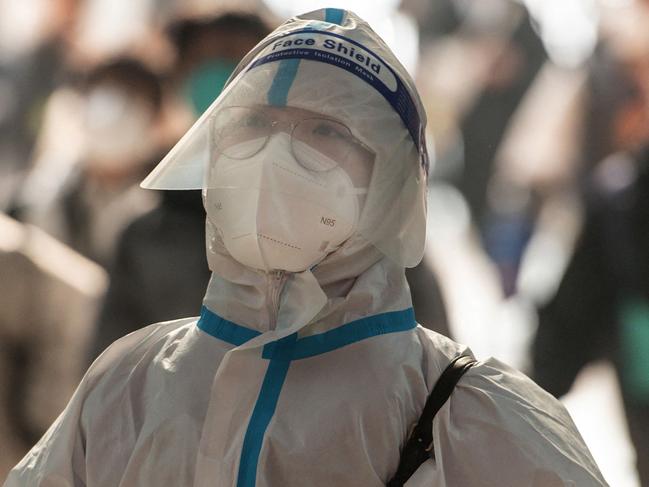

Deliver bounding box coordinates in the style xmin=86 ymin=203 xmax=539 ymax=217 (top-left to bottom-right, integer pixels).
xmin=5 ymin=8 xmax=607 ymax=487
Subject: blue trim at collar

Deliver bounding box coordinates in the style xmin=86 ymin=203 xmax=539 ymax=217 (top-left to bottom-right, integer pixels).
xmin=197 ymin=306 xmax=417 ymax=357
xmin=197 ymin=307 xmax=261 ymax=346
xmin=263 ymin=308 xmax=416 ymax=360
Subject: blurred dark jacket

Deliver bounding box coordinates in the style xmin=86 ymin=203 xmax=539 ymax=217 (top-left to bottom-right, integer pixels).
xmin=407 ymin=260 xmax=450 ymax=337
xmin=89 ymin=190 xmax=209 ymax=361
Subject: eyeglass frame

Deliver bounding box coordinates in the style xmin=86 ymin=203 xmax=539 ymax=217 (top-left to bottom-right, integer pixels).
xmin=207 ymin=105 xmax=375 ymax=173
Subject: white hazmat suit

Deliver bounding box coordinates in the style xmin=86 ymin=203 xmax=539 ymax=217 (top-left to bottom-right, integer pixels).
xmin=5 ymin=8 xmax=607 ymax=487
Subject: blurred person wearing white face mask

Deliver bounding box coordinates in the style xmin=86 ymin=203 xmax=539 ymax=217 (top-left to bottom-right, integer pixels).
xmin=6 ymin=9 xmax=606 ymax=487
xmin=82 ymin=79 xmax=156 ymax=175
xmin=87 ymin=13 xmax=272 ymax=362
xmin=16 ymin=58 xmax=163 ymax=266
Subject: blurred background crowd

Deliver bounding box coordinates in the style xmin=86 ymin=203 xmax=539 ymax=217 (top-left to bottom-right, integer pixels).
xmin=1 ymin=0 xmax=648 ymax=484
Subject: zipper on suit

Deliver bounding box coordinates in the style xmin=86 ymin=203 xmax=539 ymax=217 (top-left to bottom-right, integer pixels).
xmin=266 ymin=270 xmax=286 ymax=330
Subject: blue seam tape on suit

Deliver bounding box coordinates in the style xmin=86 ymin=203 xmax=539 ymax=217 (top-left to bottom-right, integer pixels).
xmin=197 ymin=306 xmax=416 ymax=356
xmin=263 ymin=308 xmax=416 ymax=360
xmin=237 ymin=334 xmax=297 ymax=487
xmin=197 ymin=308 xmax=261 ymax=345
xmin=196 ymin=306 xmax=416 ymax=486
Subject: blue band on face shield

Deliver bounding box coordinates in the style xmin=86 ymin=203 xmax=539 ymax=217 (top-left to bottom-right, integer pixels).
xmin=267 ymin=59 xmax=301 ymax=106
xmin=248 ymin=29 xmax=425 ymax=166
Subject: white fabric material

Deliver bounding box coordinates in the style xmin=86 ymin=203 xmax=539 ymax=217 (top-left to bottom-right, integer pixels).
xmin=4 ymin=260 xmax=607 ymax=485
xmin=5 ymin=251 xmax=607 ymax=486
xmin=5 ymin=8 xmax=607 ymax=487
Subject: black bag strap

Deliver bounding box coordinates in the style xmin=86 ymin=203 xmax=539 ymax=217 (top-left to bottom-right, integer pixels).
xmin=387 ymin=354 xmax=478 ymax=487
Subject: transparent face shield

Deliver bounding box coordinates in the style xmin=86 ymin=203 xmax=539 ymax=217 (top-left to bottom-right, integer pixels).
xmin=141 ymin=55 xmax=427 ymax=269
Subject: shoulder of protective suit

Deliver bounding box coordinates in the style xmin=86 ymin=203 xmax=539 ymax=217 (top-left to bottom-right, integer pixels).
xmin=415 ymin=326 xmax=469 ymax=358
xmin=413 ymin=325 xmax=474 ymax=384
xmin=84 ymin=317 xmax=197 ymax=385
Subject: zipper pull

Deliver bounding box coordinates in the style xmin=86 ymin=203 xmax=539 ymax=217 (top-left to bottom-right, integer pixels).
xmin=267 ymin=270 xmax=286 ymax=331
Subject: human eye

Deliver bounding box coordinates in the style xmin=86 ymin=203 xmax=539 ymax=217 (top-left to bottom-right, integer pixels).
xmin=311 ymin=121 xmax=347 ymax=139
xmin=238 ymin=112 xmax=269 ymax=129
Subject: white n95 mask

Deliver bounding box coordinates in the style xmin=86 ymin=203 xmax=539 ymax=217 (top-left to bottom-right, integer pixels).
xmin=204 ymin=133 xmax=368 ymax=272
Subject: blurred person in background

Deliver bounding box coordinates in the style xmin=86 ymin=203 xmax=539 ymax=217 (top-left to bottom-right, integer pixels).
xmin=1 ymin=1 xmax=168 ymax=478
xmin=457 ymin=2 xmax=547 ymax=297
xmin=170 ymin=12 xmax=273 ymax=119
xmin=12 ymin=57 xmax=164 ymax=267
xmin=0 ymin=0 xmax=81 ymax=211
xmin=401 ymin=0 xmax=551 ymax=367
xmin=88 ymin=12 xmax=272 ymax=361
xmin=6 ymin=9 xmax=605 ymax=486
xmin=403 ymin=0 xmax=548 ymax=303
xmin=456 ymin=2 xmax=546 ymax=226
xmin=532 ymin=3 xmax=649 ymax=481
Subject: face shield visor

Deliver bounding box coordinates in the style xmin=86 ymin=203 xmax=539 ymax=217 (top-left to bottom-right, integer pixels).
xmin=141 ymin=9 xmax=429 ymax=270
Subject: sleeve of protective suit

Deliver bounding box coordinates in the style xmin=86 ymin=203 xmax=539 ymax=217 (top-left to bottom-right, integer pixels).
xmin=3 ymin=375 xmax=88 ymax=487
xmin=407 ymin=355 xmax=608 ymax=486
xmin=2 ymin=322 xmax=174 ymax=487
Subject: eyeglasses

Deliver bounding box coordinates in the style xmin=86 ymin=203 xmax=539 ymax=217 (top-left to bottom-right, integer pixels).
xmin=209 ymin=106 xmax=373 ymax=172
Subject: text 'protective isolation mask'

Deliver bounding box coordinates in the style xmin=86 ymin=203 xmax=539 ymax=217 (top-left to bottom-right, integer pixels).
xmin=205 ymin=125 xmax=370 ymax=272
